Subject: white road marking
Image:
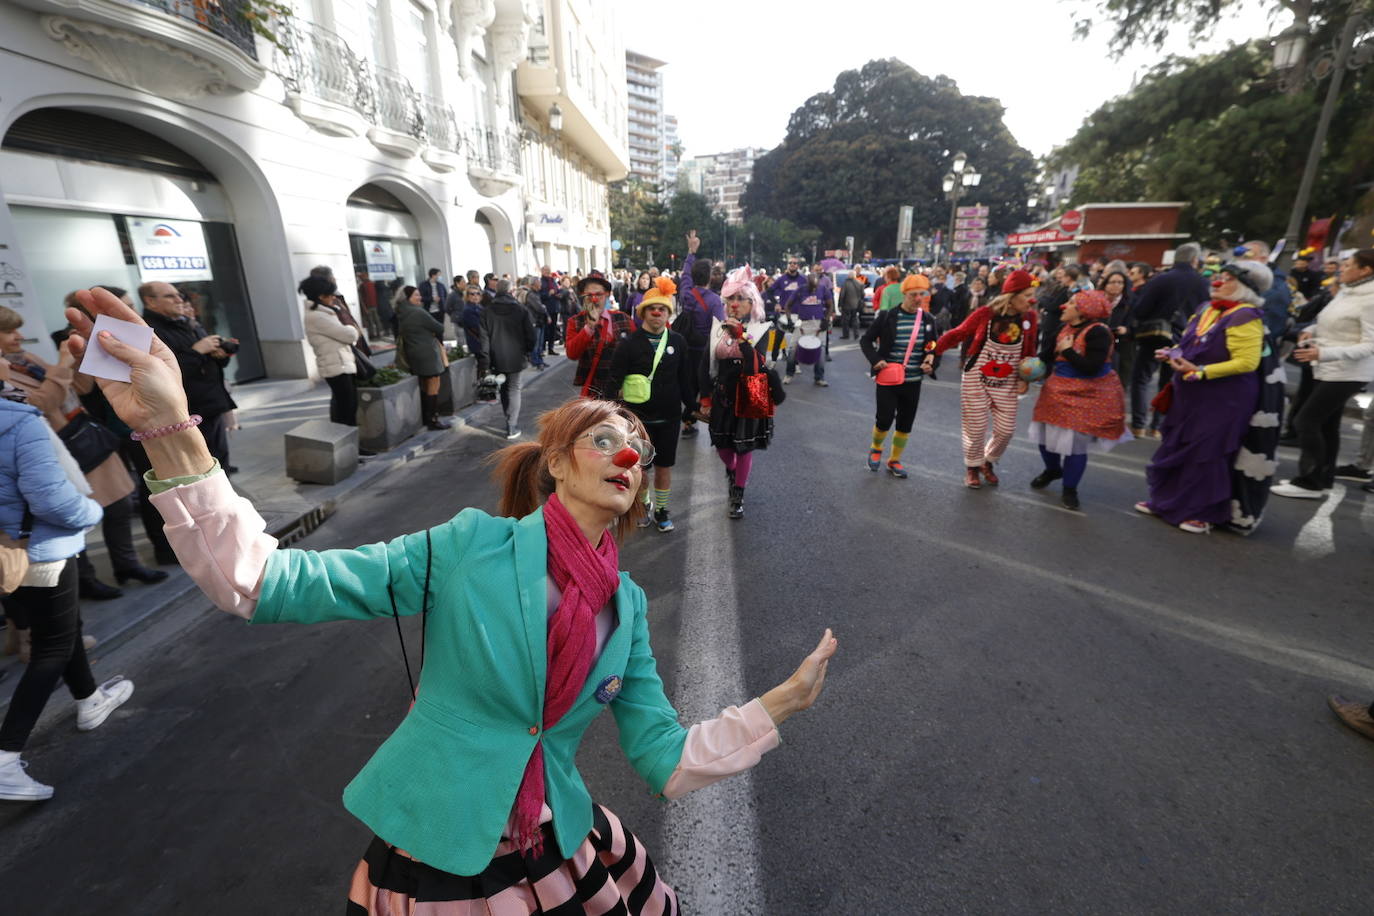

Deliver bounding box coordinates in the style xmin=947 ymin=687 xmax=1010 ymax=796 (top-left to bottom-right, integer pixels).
xmin=1293 ymin=483 xmax=1346 ymax=559
xmin=660 ymin=448 xmax=764 ymax=914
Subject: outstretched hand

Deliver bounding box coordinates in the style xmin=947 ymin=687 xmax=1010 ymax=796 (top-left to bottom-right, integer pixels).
xmin=65 ymin=287 xmax=189 ymax=433
xmin=761 ymin=628 xmax=838 ymax=726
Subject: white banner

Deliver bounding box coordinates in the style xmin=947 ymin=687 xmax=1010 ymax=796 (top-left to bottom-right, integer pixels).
xmin=363 ymin=239 xmax=397 ymax=280
xmin=0 ymin=211 xmax=56 ymax=361
xmin=128 ymin=218 xmax=213 ymax=283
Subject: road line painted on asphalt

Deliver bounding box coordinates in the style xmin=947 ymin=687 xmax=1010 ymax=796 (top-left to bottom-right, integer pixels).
xmin=659 ymin=448 xmax=765 ymax=915
xmin=867 ymin=511 xmax=1374 ymax=689
xmin=1293 ymin=483 xmax=1346 ymax=559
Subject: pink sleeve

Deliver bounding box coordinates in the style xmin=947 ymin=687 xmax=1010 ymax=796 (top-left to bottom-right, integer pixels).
xmin=660 ymin=698 xmax=780 ymax=800
xmin=147 ymin=472 xmax=278 ymax=620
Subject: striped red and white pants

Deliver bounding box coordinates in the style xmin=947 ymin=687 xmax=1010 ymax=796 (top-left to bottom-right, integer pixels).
xmin=960 ymin=348 xmax=1022 ymax=467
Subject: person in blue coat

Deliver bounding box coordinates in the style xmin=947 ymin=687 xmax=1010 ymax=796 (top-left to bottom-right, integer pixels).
xmin=0 ymin=365 xmax=134 ymax=802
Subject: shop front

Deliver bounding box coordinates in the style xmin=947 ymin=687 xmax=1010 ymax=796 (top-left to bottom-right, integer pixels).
xmin=1008 ymin=202 xmax=1190 ymax=268
xmin=347 ymin=183 xmax=430 ymax=340
xmin=0 ymin=108 xmax=264 ymax=380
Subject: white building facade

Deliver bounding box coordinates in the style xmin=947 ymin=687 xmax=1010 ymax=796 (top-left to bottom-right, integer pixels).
xmin=678 ymin=147 xmax=761 ymax=225
xmin=623 ymin=50 xmax=665 ymax=190
xmin=0 ymin=0 xmax=626 ymax=379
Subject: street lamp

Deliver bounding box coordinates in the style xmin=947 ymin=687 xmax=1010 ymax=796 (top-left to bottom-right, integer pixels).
xmin=942 ymin=152 xmax=978 ymax=265
xmin=548 ymin=102 xmax=563 ymax=134
xmin=1273 ymin=11 xmax=1369 ymax=267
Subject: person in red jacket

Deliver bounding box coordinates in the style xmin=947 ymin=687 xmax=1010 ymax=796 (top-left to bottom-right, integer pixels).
xmin=933 ymin=269 xmax=1040 ymax=488
xmin=563 ymin=271 xmax=635 ymax=399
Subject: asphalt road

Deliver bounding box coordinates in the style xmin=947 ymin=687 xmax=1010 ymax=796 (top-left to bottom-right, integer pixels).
xmin=2 ymin=341 xmax=1372 ymax=915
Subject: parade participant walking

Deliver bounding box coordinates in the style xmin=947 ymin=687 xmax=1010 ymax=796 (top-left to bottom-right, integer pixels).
xmin=701 ymin=267 xmax=785 ymax=519
xmin=395 ymin=286 xmax=452 ymax=431
xmin=62 ymin=286 xmax=838 ymax=911
xmin=677 ymin=231 xmax=725 ymax=437
xmin=1128 ymin=244 xmax=1209 ymax=437
xmin=1027 ymin=290 xmax=1129 ymax=510
xmin=784 ymin=266 xmax=832 ymax=386
xmin=0 ymin=364 xmax=130 ymax=803
xmin=608 ymin=278 xmax=695 ymax=532
xmin=933 ymin=269 xmax=1040 ymax=489
xmin=564 ymin=271 xmax=635 ymax=399
xmin=860 ymin=274 xmax=938 ymax=479
xmin=1136 ymin=260 xmax=1276 ymax=533
xmin=1271 ymin=249 xmax=1374 ymax=499
xmin=768 ymin=257 xmax=808 ymax=316
xmin=479 ymin=279 xmax=537 ymax=439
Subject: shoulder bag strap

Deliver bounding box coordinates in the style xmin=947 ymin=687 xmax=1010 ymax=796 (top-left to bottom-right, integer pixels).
xmin=580 ymin=315 xmax=608 ymax=398
xmin=19 ymin=504 xmax=32 ymax=539
xmin=689 ymin=287 xmax=707 ymax=311
xmin=899 ymin=309 xmax=924 ymax=367
xmin=388 ymin=528 xmax=434 ymax=701
xmin=646 ymin=326 xmax=670 ymax=381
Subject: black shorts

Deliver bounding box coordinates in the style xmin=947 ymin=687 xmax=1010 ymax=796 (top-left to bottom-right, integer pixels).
xmin=643 ymin=419 xmax=680 ymax=468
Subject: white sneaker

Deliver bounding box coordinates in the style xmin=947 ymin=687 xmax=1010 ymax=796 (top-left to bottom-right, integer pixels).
xmin=76 ymin=676 xmax=134 ymax=731
xmin=1270 ymin=480 xmax=1324 ymax=499
xmin=0 ymin=754 xmax=54 ymax=801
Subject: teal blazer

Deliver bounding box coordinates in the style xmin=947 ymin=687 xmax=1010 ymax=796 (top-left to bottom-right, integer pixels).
xmin=252 ymin=506 xmax=689 ymax=876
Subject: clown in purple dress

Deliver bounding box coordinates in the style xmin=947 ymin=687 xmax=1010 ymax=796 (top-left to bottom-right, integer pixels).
xmin=1136 ymin=259 xmax=1283 ymax=534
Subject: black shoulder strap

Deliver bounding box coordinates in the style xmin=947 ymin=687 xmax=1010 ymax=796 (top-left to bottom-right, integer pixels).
xmin=19 ymin=504 xmax=32 ymax=539
xmin=388 ymin=528 xmax=433 ymax=700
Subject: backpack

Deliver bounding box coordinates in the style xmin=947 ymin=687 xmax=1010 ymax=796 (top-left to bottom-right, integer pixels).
xmin=672 ymin=287 xmax=710 ymax=349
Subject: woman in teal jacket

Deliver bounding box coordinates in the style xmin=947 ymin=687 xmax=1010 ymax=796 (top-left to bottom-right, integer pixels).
xmin=64 ymin=286 xmax=839 ymax=914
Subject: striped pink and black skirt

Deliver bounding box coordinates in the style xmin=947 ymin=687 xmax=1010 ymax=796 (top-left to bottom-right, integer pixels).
xmin=345 ymin=804 xmax=679 ymax=915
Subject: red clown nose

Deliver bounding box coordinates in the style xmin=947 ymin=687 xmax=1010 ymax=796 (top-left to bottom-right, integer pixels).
xmin=612 ymin=447 xmax=640 ymax=469
xmin=1211 ymin=278 xmax=1225 ymax=288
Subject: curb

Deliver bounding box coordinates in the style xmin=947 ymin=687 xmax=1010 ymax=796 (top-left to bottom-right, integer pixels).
xmin=0 ymin=360 xmax=573 ymax=698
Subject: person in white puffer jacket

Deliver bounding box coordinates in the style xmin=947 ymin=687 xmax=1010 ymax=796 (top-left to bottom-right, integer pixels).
xmin=1272 ymin=249 xmax=1374 ymax=498
xmin=300 ymin=275 xmax=360 ymax=428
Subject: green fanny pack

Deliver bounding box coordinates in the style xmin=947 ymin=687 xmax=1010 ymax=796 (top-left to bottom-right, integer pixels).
xmin=623 ymin=331 xmax=669 ymax=404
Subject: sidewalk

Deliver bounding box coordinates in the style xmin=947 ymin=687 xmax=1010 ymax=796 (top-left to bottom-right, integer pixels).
xmin=0 ymin=357 xmax=574 ymax=693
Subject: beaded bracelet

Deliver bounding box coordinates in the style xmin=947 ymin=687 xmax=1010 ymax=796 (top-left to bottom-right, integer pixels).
xmin=130 ymin=414 xmax=203 ymax=442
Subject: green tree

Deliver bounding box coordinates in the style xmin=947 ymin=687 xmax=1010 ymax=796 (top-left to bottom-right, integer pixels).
xmin=739 ymin=215 xmax=821 ymax=268
xmin=608 ymin=179 xmax=666 ymax=268
xmin=1047 ymin=40 xmax=1373 ymax=246
xmin=1075 ymin=0 xmax=1346 ymax=57
xmin=658 ymin=191 xmax=724 ymax=268
xmin=742 ymin=59 xmax=1037 ymax=257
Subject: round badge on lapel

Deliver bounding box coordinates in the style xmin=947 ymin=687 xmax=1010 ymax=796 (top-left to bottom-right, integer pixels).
xmin=594 ymin=675 xmax=623 ymax=704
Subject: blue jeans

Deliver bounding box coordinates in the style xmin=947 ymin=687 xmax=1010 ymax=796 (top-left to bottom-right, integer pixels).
xmin=531 ymin=327 xmax=546 ymax=367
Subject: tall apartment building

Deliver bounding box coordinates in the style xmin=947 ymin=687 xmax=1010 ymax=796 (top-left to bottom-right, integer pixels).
xmin=624 ymin=50 xmax=667 ymax=189
xmin=678 ymin=147 xmax=762 ymax=225
xmin=0 ymin=0 xmax=625 ymax=379
xmin=662 ymin=114 xmax=681 ymax=193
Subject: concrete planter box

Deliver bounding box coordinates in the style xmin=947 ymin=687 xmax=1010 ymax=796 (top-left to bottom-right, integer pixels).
xmin=284 ymin=419 xmax=358 ymax=485
xmin=437 ymin=356 xmax=477 ymax=415
xmin=356 ymin=376 xmax=421 ymax=451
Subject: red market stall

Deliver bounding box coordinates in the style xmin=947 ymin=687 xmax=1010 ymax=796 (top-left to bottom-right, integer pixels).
xmin=1008 ymin=203 xmax=1190 ymax=267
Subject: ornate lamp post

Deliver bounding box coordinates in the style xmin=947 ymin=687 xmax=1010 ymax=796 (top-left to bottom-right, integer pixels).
xmin=941 ymin=152 xmax=981 ymax=265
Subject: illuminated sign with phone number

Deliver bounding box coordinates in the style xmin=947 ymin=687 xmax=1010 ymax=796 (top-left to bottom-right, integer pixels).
xmin=140 ymin=255 xmax=207 ymax=271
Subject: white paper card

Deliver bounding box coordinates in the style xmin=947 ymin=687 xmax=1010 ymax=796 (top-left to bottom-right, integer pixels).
xmin=79 ymin=315 xmax=155 ymax=383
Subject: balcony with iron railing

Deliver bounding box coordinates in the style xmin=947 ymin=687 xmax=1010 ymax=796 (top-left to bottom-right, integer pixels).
xmin=277 ymin=21 xmax=461 ymax=171
xmin=18 ymin=0 xmax=268 ymax=98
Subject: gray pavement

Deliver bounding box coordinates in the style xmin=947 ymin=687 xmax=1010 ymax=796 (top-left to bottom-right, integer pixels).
xmin=1 ymin=340 xmax=1372 ymax=914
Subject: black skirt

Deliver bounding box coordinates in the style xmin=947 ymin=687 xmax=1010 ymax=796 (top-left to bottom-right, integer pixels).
xmin=707 ymin=359 xmax=774 ymax=454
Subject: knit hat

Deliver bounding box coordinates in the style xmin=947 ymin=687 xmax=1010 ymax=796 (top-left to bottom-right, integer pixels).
xmin=1070 ymin=290 xmax=1112 ymax=321
xmin=900 ymin=274 xmax=931 ymax=293
xmin=1219 ymin=259 xmax=1273 ymax=294
xmin=1001 ymin=269 xmax=1038 ymax=295
xmin=637 ymin=276 xmax=677 ymax=317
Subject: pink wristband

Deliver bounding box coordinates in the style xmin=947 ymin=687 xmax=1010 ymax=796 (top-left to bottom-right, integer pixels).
xmin=130 ymin=414 xmax=203 ymax=442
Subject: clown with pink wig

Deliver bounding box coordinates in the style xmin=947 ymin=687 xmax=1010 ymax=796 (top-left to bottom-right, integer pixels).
xmin=698 ymin=265 xmax=786 ymax=520
xmin=1027 ymin=289 xmax=1130 ymax=510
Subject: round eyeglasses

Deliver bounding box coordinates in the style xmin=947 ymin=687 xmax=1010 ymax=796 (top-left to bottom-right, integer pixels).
xmin=580 ymin=426 xmax=655 ymax=467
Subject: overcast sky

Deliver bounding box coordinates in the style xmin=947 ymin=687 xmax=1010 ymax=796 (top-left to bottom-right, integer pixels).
xmin=618 ymin=0 xmax=1282 ymax=161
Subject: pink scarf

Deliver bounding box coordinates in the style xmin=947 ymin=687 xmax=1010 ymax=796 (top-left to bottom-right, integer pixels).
xmin=512 ymin=492 xmax=622 ymax=854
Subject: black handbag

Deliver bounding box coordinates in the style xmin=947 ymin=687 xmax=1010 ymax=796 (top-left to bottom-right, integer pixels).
xmin=352 ymin=345 xmax=378 ymax=382
xmin=58 ymin=411 xmax=121 ymax=473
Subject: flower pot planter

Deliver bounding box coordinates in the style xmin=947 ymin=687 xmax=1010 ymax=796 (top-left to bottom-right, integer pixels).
xmin=437 ymin=356 xmax=477 ymax=415
xmin=356 ymin=375 xmax=421 ymax=451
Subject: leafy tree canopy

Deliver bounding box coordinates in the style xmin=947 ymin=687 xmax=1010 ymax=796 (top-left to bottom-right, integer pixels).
xmin=1074 ymin=0 xmax=1349 ymax=57
xmin=1048 ymin=39 xmax=1373 ymax=246
xmin=742 ymin=59 xmax=1037 ymax=257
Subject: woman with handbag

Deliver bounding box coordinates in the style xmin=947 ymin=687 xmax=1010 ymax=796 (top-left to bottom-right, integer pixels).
xmin=1027 ymin=291 xmax=1129 ymax=510
xmin=0 ymin=306 xmax=159 ymax=596
xmin=700 ymin=266 xmax=785 ymax=520
xmin=860 ymin=274 xmax=939 ymax=479
xmin=0 ymin=356 xmax=134 ymax=802
xmin=396 ymin=285 xmax=452 ymax=431
xmin=300 ymin=275 xmax=365 ymax=429
xmin=62 ymin=286 xmax=837 ymax=911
